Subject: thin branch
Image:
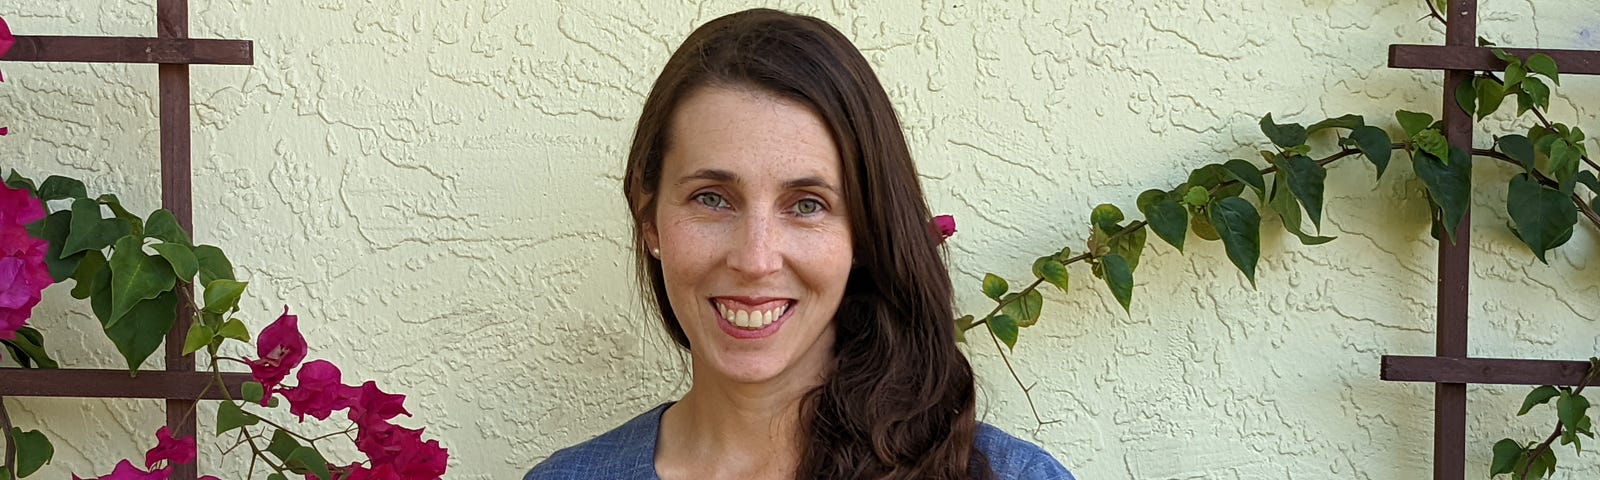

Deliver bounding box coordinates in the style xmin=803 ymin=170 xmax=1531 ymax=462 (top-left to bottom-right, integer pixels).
xmin=1423 ymin=0 xmax=1447 ymax=25
xmin=983 ymin=320 xmax=1060 ymax=429
xmin=1517 ymin=359 xmax=1600 ymax=480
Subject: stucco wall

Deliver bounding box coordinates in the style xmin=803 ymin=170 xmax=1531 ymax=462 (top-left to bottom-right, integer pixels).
xmin=3 ymin=0 xmax=1599 ymax=478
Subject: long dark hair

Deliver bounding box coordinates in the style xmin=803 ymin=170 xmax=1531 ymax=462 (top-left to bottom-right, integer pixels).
xmin=622 ymin=9 xmax=989 ymax=479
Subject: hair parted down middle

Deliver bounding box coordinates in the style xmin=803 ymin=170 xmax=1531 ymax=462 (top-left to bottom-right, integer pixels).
xmin=622 ymin=8 xmax=993 ymax=480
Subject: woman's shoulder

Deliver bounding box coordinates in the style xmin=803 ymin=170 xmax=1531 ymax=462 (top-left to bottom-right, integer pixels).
xmin=975 ymin=423 xmax=1076 ymax=480
xmin=523 ymin=404 xmax=669 ymax=480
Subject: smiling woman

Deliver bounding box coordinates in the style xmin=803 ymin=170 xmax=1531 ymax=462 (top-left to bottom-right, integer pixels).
xmin=525 ymin=8 xmax=1073 ymax=480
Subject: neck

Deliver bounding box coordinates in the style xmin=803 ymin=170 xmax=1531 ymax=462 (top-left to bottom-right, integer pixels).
xmin=657 ymin=359 xmax=831 ymax=479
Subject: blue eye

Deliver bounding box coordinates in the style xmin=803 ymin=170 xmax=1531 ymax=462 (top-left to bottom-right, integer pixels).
xmin=694 ymin=192 xmax=729 ymax=209
xmin=794 ymin=198 xmax=824 ymax=215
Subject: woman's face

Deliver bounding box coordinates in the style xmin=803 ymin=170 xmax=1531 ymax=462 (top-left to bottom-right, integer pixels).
xmin=645 ymin=86 xmax=853 ymax=387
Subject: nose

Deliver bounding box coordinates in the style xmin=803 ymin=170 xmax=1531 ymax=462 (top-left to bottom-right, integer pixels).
xmin=728 ymin=211 xmax=783 ymax=277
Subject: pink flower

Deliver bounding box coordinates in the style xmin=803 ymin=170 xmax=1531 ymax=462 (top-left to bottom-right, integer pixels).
xmin=348 ymin=381 xmax=410 ymax=426
xmin=248 ymin=306 xmax=308 ymax=391
xmin=355 ymin=421 xmax=426 ymax=465
xmin=340 ymin=464 xmax=400 ymax=480
xmin=0 ymin=16 xmax=12 ymax=82
xmin=930 ymin=215 xmax=956 ymax=244
xmin=144 ymin=426 xmax=196 ymax=469
xmin=282 ymin=360 xmax=358 ymax=421
xmin=389 ymin=438 xmax=448 ymax=480
xmin=79 ymin=459 xmax=171 ymax=480
xmin=0 ymin=183 xmax=49 ymax=345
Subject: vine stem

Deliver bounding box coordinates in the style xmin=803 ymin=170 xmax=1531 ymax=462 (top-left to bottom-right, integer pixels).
xmin=1516 ymin=359 xmax=1600 ymax=480
xmin=983 ymin=325 xmax=1060 ymax=429
xmin=1 ymin=395 xmax=14 ymax=478
xmin=1422 ymin=0 xmax=1447 ymax=25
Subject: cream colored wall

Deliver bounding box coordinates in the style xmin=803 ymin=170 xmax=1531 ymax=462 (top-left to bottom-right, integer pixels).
xmin=3 ymin=0 xmax=1599 ymax=478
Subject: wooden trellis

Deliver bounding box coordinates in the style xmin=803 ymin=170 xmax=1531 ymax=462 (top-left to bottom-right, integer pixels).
xmin=1378 ymin=1 xmax=1600 ymax=479
xmin=0 ymin=2 xmax=253 ymax=479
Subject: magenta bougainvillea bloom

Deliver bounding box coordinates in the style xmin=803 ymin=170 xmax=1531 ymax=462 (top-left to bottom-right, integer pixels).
xmin=349 ymin=380 xmax=410 ymax=425
xmin=248 ymin=306 xmax=308 ymax=391
xmin=354 ymin=420 xmax=448 ymax=479
xmin=75 ymin=460 xmax=170 ymax=480
xmin=144 ymin=426 xmax=196 ymax=469
xmin=0 ymin=16 xmax=12 ymax=82
xmin=0 ymin=183 xmax=50 ymax=345
xmin=930 ymin=214 xmax=956 ymax=244
xmin=282 ymin=359 xmax=358 ymax=421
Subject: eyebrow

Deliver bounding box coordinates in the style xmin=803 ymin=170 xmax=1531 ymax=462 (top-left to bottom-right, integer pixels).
xmin=676 ymin=168 xmax=840 ymax=194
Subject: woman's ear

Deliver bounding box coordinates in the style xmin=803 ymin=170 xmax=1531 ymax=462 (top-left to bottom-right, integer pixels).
xmin=643 ymin=220 xmax=661 ymax=258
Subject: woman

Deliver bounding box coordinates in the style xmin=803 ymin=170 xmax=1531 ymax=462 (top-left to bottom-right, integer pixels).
xmin=528 ymin=8 xmax=1074 ymax=480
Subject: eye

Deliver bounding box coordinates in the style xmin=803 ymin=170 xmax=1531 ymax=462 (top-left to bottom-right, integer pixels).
xmin=693 ymin=192 xmax=730 ymax=209
xmin=794 ymin=198 xmax=825 ymax=215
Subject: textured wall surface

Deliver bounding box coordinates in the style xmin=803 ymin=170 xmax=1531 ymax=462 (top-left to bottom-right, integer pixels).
xmin=3 ymin=0 xmax=1599 ymax=478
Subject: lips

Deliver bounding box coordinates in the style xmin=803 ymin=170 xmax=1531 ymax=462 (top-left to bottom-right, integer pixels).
xmin=710 ymin=297 xmax=796 ymax=336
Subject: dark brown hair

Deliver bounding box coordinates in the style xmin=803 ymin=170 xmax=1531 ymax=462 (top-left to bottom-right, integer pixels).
xmin=622 ymin=8 xmax=990 ymax=479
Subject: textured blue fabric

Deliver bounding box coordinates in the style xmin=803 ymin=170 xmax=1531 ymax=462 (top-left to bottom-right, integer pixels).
xmin=526 ymin=404 xmax=1075 ymax=479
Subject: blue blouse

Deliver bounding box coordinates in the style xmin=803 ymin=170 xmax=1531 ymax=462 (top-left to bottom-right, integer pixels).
xmin=525 ymin=404 xmax=1075 ymax=479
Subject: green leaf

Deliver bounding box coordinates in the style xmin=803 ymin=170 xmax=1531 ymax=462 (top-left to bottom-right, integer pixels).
xmin=1521 ymin=386 xmax=1562 ymax=415
xmin=144 ymin=209 xmax=192 ymax=246
xmin=1190 ymin=212 xmax=1221 ymax=241
xmin=1549 ymin=140 xmax=1580 ymax=193
xmin=1306 ymin=114 xmax=1364 ymax=133
xmin=202 ymin=279 xmax=248 ymax=315
xmin=107 ymin=236 xmax=177 ymax=327
xmin=1413 ymin=129 xmax=1450 ymax=162
xmin=1413 ymin=147 xmax=1473 ymax=242
xmin=1490 ymin=438 xmax=1523 ymax=475
xmin=194 ymin=244 xmax=235 ymax=285
xmin=150 ymin=243 xmax=198 ymax=282
xmin=1259 ymin=113 xmax=1308 ymax=148
xmin=1453 ymin=77 xmax=1477 ymax=117
xmin=1347 ymin=126 xmax=1393 ymax=179
xmin=267 ymin=474 xmax=287 ymax=480
xmin=1396 ymin=110 xmax=1434 ymax=137
xmin=1507 ymin=174 xmax=1577 ymax=263
xmin=1138 ymin=189 xmax=1188 ymax=252
xmin=1558 ymin=392 xmax=1591 ymax=434
xmin=1209 ymin=197 xmax=1262 ymax=286
xmin=286 ymin=447 xmax=333 ymax=480
xmin=1577 ymin=171 xmax=1600 ymax=195
xmin=70 ymin=250 xmax=107 ymax=300
xmin=1279 ymin=155 xmax=1328 ymax=230
xmin=1475 ymin=76 xmax=1506 ymax=119
xmin=104 ymin=291 xmax=179 ymax=373
xmin=243 ymin=381 xmax=266 ymax=404
xmin=36 ymin=175 xmax=87 ymax=201
xmin=218 ymin=318 xmax=251 ymax=343
xmin=4 ymin=171 xmax=36 ymax=191
xmin=182 ymin=322 xmax=214 ymax=356
xmin=96 ymin=194 xmax=143 ymax=237
xmin=1090 ymin=203 xmax=1124 ymax=234
xmin=1524 ymin=77 xmax=1550 ymax=111
xmin=1527 ymin=53 xmax=1559 ymax=85
xmin=3 ymin=328 xmax=58 ymax=369
xmin=267 ymin=429 xmax=301 ymax=460
xmin=953 ymin=314 xmax=973 ymax=343
xmin=1038 ymin=261 xmax=1069 ymax=294
xmin=981 ymin=274 xmax=1008 ymax=301
xmin=217 ymin=401 xmax=260 ymax=434
xmin=1498 ymin=135 xmax=1537 ymax=173
xmin=1111 ymin=226 xmax=1147 ymax=273
xmin=1002 ymin=290 xmax=1045 ymax=328
xmin=9 ymin=428 xmax=54 ymax=478
xmin=1505 ymin=61 xmax=1527 ymax=89
xmin=62 ymin=198 xmax=131 ymax=257
xmin=1221 ymin=159 xmax=1267 ymax=196
xmin=986 ymin=314 xmax=1019 ymax=350
xmin=87 ymin=257 xmax=113 ymax=324
xmin=1100 ymin=253 xmax=1133 ymax=313
xmin=1491 ymin=48 xmax=1519 ymax=64
xmin=37 ymin=210 xmax=83 ymax=282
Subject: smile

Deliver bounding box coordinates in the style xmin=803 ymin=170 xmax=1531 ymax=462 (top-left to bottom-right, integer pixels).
xmin=710 ymin=297 xmax=796 ymax=337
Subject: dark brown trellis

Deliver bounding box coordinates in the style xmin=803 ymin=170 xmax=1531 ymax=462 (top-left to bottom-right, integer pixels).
xmin=1379 ymin=1 xmax=1600 ymax=479
xmin=0 ymin=2 xmax=252 ymax=479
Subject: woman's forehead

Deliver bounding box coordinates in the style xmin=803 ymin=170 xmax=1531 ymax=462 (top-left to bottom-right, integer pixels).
xmin=661 ymin=87 xmax=843 ymax=186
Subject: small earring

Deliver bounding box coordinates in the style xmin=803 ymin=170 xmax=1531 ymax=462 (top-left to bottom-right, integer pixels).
xmin=651 ymin=247 xmax=661 ymax=258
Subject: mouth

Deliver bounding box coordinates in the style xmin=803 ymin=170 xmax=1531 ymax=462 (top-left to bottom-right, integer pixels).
xmin=709 ymin=296 xmax=797 ymax=339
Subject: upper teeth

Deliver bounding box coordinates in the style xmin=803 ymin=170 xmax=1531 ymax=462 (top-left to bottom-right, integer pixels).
xmin=717 ymin=301 xmax=787 ymax=329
